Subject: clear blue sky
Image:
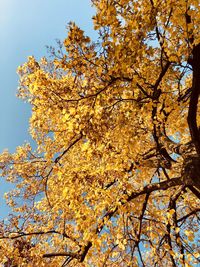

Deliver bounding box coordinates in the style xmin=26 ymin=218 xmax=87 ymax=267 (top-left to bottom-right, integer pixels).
xmin=0 ymin=0 xmax=96 ymax=216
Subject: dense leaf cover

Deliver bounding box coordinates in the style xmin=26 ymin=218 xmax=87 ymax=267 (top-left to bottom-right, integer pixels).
xmin=0 ymin=0 xmax=200 ymax=266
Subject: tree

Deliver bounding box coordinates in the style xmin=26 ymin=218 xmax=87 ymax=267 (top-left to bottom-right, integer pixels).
xmin=0 ymin=0 xmax=200 ymax=266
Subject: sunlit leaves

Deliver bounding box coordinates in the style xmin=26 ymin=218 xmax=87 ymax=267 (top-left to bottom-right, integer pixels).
xmin=0 ymin=0 xmax=200 ymax=266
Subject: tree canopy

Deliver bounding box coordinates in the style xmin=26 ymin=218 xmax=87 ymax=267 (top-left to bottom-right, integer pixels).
xmin=0 ymin=0 xmax=200 ymax=266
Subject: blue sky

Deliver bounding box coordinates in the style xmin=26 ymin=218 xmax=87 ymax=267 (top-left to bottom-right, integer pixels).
xmin=0 ymin=0 xmax=96 ymax=216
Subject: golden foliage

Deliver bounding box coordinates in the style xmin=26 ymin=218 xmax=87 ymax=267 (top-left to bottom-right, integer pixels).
xmin=1 ymin=0 xmax=200 ymax=266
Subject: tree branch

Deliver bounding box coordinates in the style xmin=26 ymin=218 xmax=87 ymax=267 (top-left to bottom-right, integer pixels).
xmin=187 ymin=43 xmax=200 ymax=155
xmin=177 ymin=208 xmax=200 ymax=223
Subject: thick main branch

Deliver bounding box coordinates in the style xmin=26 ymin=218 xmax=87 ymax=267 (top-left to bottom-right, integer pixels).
xmin=187 ymin=43 xmax=200 ymax=155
